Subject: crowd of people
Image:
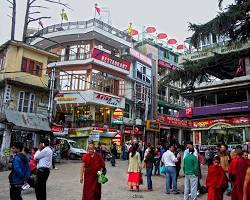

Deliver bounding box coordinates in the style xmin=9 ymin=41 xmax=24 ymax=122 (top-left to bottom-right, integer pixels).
xmin=7 ymin=138 xmax=250 ymax=200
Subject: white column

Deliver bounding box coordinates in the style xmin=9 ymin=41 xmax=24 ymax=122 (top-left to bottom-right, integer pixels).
xmin=89 ymin=105 xmax=96 ymax=121
xmin=32 ymin=133 xmax=40 ymax=148
xmin=243 ymin=128 xmax=246 ymax=143
xmin=0 ymin=124 xmax=11 ymax=156
xmin=178 ymin=129 xmax=183 ymax=144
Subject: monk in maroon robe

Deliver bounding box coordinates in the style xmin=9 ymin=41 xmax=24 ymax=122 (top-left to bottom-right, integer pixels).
xmin=243 ymin=167 xmax=250 ymax=200
xmin=80 ymin=144 xmax=105 ymax=200
xmin=206 ymin=156 xmax=228 ymax=200
xmin=231 ymin=150 xmax=249 ymax=200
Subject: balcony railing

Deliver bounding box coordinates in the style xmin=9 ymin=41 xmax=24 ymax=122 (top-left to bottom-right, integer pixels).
xmin=158 ymin=95 xmax=189 ymax=108
xmin=59 ymin=52 xmax=91 ymax=62
xmin=30 ymin=18 xmax=132 ymax=43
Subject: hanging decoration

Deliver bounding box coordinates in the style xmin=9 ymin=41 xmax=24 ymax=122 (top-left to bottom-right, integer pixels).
xmin=131 ymin=29 xmax=139 ymax=36
xmin=177 ymin=44 xmax=184 ymax=49
xmin=157 ymin=33 xmax=168 ymax=39
xmin=168 ymin=39 xmax=177 ymax=45
xmin=146 ymin=26 xmax=156 ymax=33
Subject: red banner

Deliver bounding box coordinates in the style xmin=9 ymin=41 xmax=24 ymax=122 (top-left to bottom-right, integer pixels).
xmin=92 ymin=48 xmax=131 ymax=71
xmin=51 ymin=124 xmax=64 ymax=132
xmin=193 ymin=117 xmax=250 ymax=128
xmin=158 ymin=59 xmax=177 ymax=70
xmin=157 ymin=114 xmax=192 ymax=128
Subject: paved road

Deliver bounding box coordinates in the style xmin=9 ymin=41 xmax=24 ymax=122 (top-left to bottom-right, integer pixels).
xmin=0 ymin=160 xmax=231 ymax=200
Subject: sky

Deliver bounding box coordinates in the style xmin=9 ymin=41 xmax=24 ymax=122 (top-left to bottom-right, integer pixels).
xmin=0 ymin=0 xmax=234 ymax=45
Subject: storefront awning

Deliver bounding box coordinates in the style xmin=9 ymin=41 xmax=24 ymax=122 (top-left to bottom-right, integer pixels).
xmin=5 ymin=110 xmax=50 ymax=131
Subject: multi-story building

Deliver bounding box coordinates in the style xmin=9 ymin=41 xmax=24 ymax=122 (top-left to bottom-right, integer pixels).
xmin=0 ymin=40 xmax=58 ymax=157
xmin=31 ymin=19 xmax=136 ymax=149
xmin=135 ymin=32 xmax=192 ymax=146
xmin=179 ymin=38 xmax=250 ymax=148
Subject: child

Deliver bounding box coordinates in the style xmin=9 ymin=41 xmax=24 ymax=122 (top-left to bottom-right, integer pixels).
xmin=206 ymin=156 xmax=228 ymax=200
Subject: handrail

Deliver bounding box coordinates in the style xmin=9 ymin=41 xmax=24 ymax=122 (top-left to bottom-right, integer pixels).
xmin=31 ymin=18 xmax=132 ymax=43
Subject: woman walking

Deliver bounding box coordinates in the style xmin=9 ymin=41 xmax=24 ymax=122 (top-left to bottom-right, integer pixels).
xmin=128 ymin=143 xmax=142 ymax=192
xmin=144 ymin=147 xmax=154 ymax=191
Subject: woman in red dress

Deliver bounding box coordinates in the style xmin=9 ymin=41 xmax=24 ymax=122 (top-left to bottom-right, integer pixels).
xmin=206 ymin=156 xmax=228 ymax=200
xmin=80 ymin=144 xmax=105 ymax=200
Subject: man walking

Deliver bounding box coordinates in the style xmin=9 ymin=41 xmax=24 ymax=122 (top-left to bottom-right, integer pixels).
xmin=34 ymin=140 xmax=53 ymax=200
xmin=161 ymin=144 xmax=180 ymax=194
xmin=9 ymin=142 xmax=30 ymax=200
xmin=183 ymin=148 xmax=199 ymax=200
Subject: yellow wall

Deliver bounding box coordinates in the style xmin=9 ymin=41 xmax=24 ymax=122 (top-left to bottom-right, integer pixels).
xmin=0 ymin=44 xmax=51 ymax=88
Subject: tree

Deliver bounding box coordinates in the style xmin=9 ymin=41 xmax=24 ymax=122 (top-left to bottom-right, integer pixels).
xmin=7 ymin=0 xmax=16 ymax=40
xmin=22 ymin=0 xmax=71 ymax=43
xmin=162 ymin=0 xmax=250 ymax=89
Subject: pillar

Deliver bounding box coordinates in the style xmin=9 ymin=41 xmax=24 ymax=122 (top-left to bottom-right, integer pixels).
xmin=178 ymin=129 xmax=183 ymax=144
xmin=89 ymin=105 xmax=96 ymax=122
xmin=0 ymin=124 xmax=11 ymax=156
xmin=32 ymin=133 xmax=40 ymax=148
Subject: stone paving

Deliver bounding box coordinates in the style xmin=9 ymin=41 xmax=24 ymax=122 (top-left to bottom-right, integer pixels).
xmin=0 ymin=160 xmax=231 ymax=200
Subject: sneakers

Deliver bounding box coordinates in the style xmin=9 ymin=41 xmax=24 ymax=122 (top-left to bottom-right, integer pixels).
xmin=173 ymin=191 xmax=180 ymax=194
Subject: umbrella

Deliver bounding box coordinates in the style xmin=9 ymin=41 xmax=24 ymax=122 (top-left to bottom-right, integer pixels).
xmin=157 ymin=33 xmax=168 ymax=39
xmin=168 ymin=39 xmax=177 ymax=45
xmin=177 ymin=44 xmax=184 ymax=49
xmin=146 ymin=26 xmax=156 ymax=33
xmin=131 ymin=29 xmax=139 ymax=36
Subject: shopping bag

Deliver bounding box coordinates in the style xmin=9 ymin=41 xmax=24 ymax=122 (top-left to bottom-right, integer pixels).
xmin=97 ymin=171 xmax=108 ymax=184
xmin=160 ymin=165 xmax=167 ymax=175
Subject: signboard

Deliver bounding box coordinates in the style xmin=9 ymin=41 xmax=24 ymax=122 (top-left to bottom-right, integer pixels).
xmin=112 ymin=108 xmax=124 ymax=124
xmin=185 ymin=107 xmax=193 ymax=118
xmin=56 ymin=97 xmax=78 ymax=101
xmin=157 ymin=114 xmax=192 ymax=128
xmin=123 ymin=128 xmax=143 ymax=135
xmin=158 ymin=59 xmax=177 ymax=70
xmin=94 ymin=92 xmax=122 ymax=107
xmin=51 ymin=124 xmax=64 ymax=132
xmin=129 ymin=48 xmax=152 ymax=66
xmin=146 ymin=120 xmax=160 ymax=132
xmin=89 ymin=133 xmax=100 ymax=142
xmin=92 ymin=48 xmax=131 ymax=71
xmin=193 ymin=117 xmax=250 ymax=128
xmin=112 ymin=133 xmax=122 ymax=145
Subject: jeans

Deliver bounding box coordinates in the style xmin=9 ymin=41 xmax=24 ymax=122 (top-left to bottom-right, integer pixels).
xmin=184 ymin=175 xmax=198 ymax=200
xmin=165 ymin=166 xmax=177 ymax=193
xmin=10 ymin=185 xmax=22 ymax=200
xmin=35 ymin=168 xmax=50 ymax=200
xmin=225 ymin=172 xmax=232 ymax=193
xmin=146 ymin=168 xmax=153 ymax=190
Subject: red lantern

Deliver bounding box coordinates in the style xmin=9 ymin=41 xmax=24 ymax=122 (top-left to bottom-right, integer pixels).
xmin=146 ymin=26 xmax=156 ymax=33
xmin=168 ymin=39 xmax=177 ymax=45
xmin=177 ymin=44 xmax=184 ymax=49
xmin=131 ymin=29 xmax=139 ymax=36
xmin=157 ymin=33 xmax=168 ymax=39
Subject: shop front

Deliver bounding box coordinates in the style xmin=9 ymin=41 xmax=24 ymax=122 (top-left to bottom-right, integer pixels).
xmin=192 ymin=116 xmax=250 ymax=146
xmin=145 ymin=120 xmax=160 ymax=147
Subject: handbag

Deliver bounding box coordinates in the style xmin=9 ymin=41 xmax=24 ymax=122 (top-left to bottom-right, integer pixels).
xmin=97 ymin=171 xmax=108 ymax=184
xmin=160 ymin=165 xmax=167 ymax=175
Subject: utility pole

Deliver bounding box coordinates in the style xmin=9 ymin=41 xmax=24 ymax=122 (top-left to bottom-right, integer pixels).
xmin=7 ymin=0 xmax=16 ymax=40
xmin=22 ymin=0 xmax=30 ymax=42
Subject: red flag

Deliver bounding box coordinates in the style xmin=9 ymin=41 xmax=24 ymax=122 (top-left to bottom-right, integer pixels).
xmin=38 ymin=20 xmax=44 ymax=28
xmin=95 ymin=5 xmax=101 ymax=15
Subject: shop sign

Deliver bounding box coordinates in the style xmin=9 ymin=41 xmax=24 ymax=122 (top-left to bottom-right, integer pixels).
xmin=92 ymin=48 xmax=131 ymax=71
xmin=56 ymin=97 xmax=78 ymax=101
xmin=158 ymin=59 xmax=177 ymax=70
xmin=129 ymin=48 xmax=152 ymax=66
xmin=94 ymin=92 xmax=122 ymax=107
xmin=112 ymin=108 xmax=124 ymax=124
xmin=112 ymin=133 xmax=122 ymax=145
xmin=92 ymin=127 xmax=117 ymax=133
xmin=185 ymin=107 xmax=193 ymax=118
xmin=51 ymin=124 xmax=64 ymax=132
xmin=124 ymin=128 xmax=143 ymax=135
xmin=89 ymin=133 xmax=100 ymax=142
xmin=157 ymin=114 xmax=192 ymax=128
xmin=146 ymin=120 xmax=160 ymax=132
xmin=193 ymin=117 xmax=250 ymax=128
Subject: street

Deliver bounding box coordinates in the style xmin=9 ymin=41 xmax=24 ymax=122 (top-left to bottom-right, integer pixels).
xmin=0 ymin=159 xmax=231 ymax=200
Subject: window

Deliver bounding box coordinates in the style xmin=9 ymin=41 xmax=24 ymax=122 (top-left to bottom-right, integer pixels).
xmin=18 ymin=92 xmax=35 ymax=113
xmin=21 ymin=57 xmax=43 ymax=77
xmin=0 ymin=56 xmax=5 ymax=70
xmin=124 ymin=104 xmax=130 ymax=118
xmin=136 ymin=62 xmax=151 ymax=84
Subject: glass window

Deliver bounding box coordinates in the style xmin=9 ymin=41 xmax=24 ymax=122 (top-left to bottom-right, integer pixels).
xmin=18 ymin=92 xmax=35 ymax=113
xmin=18 ymin=92 xmax=24 ymax=112
xmin=29 ymin=94 xmax=35 ymax=113
xmin=124 ymin=103 xmax=130 ymax=118
xmin=136 ymin=62 xmax=151 ymax=83
xmin=0 ymin=56 xmax=5 ymax=70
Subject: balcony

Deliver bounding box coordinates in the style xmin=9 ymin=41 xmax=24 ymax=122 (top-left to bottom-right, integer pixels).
xmin=158 ymin=95 xmax=189 ymax=108
xmin=179 ymin=101 xmax=250 ymax=118
xmin=30 ymin=18 xmax=132 ymax=49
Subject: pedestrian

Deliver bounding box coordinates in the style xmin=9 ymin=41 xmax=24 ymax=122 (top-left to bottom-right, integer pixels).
xmin=110 ymin=143 xmax=117 ymax=167
xmin=243 ymin=167 xmax=250 ymax=200
xmin=96 ymin=142 xmax=105 ymax=160
xmin=144 ymin=146 xmax=154 ymax=191
xmin=153 ymin=147 xmax=161 ymax=175
xmin=183 ymin=147 xmax=199 ymax=200
xmin=205 ymin=147 xmax=215 ymax=167
xmin=34 ymin=139 xmax=53 ymax=200
xmin=218 ymin=144 xmax=231 ymax=195
xmin=175 ymin=147 xmax=182 ymax=181
xmin=80 ymin=144 xmax=105 ymax=200
xmin=9 ymin=142 xmax=30 ymax=200
xmin=161 ymin=144 xmax=180 ymax=194
xmin=128 ymin=143 xmax=142 ymax=192
xmin=206 ymin=156 xmax=228 ymax=200
xmin=231 ymin=149 xmax=249 ymax=200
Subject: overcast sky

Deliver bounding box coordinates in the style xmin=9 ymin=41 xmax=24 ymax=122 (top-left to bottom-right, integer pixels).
xmin=0 ymin=0 xmax=233 ymax=45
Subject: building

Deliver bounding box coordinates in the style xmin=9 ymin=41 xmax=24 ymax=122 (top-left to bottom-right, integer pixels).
xmin=179 ymin=39 xmax=250 ymax=148
xmin=0 ymin=40 xmax=58 ymax=157
xmin=31 ymin=19 xmax=136 ymax=149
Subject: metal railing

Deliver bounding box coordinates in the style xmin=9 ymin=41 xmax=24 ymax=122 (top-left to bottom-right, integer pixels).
xmin=30 ymin=18 xmax=132 ymax=43
xmin=158 ymin=95 xmax=190 ymax=107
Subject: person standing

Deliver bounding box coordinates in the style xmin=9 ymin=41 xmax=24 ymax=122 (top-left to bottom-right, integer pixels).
xmin=218 ymin=144 xmax=231 ymax=195
xmin=34 ymin=140 xmax=53 ymax=200
xmin=110 ymin=143 xmax=117 ymax=167
xmin=183 ymin=141 xmax=198 ymax=159
xmin=127 ymin=143 xmax=141 ymax=192
xmin=161 ymin=144 xmax=180 ymax=194
xmin=144 ymin=146 xmax=154 ymax=191
xmin=183 ymin=148 xmax=199 ymax=200
xmin=80 ymin=144 xmax=105 ymax=200
xmin=206 ymin=156 xmax=228 ymax=200
xmin=205 ymin=147 xmax=215 ymax=167
xmin=9 ymin=142 xmax=30 ymax=200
